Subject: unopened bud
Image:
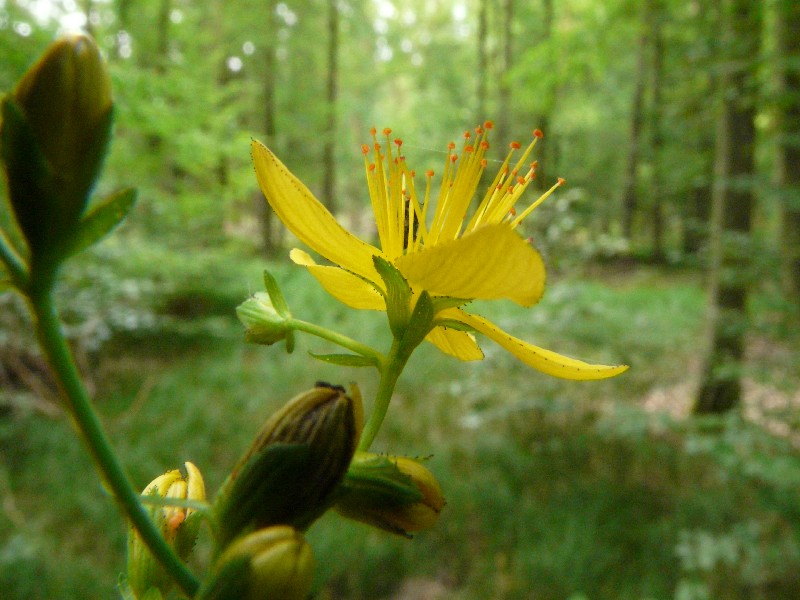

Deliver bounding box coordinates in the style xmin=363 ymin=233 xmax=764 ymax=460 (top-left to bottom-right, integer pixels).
xmin=214 ymin=383 xmax=363 ymax=547
xmin=237 ymin=292 xmax=293 ymax=348
xmin=127 ymin=462 xmax=206 ymax=598
xmin=197 ymin=526 xmax=314 ymax=600
xmin=336 ymin=452 xmax=445 ymax=537
xmin=1 ymin=33 xmax=113 ymax=255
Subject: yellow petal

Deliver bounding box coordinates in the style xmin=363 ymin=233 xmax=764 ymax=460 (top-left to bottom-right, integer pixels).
xmin=290 ymin=249 xmax=384 ymax=310
xmin=252 ymin=140 xmax=381 ymax=280
xmin=446 ymin=309 xmax=629 ymax=381
xmin=394 ymin=224 xmax=545 ymax=307
xmin=425 ymin=326 xmax=484 ymax=360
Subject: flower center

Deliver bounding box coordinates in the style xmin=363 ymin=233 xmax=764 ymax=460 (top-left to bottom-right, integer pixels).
xmin=362 ymin=124 xmax=564 ymax=260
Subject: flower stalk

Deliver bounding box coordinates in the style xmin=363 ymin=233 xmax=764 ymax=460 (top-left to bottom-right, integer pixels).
xmin=28 ymin=289 xmax=200 ymax=597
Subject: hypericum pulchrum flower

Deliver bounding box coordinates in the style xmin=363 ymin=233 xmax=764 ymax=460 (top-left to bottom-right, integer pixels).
xmin=252 ymin=124 xmax=627 ymax=381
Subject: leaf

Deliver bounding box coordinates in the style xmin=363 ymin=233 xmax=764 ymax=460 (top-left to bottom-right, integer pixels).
xmin=309 ymin=352 xmax=378 ymax=368
xmin=64 ymin=187 xmax=136 ymax=257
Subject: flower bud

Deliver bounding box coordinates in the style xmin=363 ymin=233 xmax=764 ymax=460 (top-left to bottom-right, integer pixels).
xmin=214 ymin=383 xmax=363 ymax=547
xmin=127 ymin=462 xmax=206 ymax=598
xmin=335 ymin=452 xmax=445 ymax=537
xmin=197 ymin=526 xmax=314 ymax=600
xmin=237 ymin=292 xmax=294 ymax=349
xmin=1 ymin=33 xmax=112 ymax=256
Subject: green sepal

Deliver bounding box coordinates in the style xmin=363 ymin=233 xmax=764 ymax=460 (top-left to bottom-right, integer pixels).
xmin=215 ymin=444 xmax=313 ymax=548
xmin=262 ymin=269 xmax=291 ymax=318
xmin=341 ymin=454 xmax=422 ymax=506
xmin=432 ymin=318 xmax=475 ymax=333
xmin=63 ymin=187 xmax=136 ymax=258
xmin=399 ymin=290 xmax=434 ymax=355
xmin=373 ymin=256 xmax=411 ymax=340
xmin=117 ymin=576 xmax=137 ymax=600
xmin=0 ymin=97 xmax=60 ymax=254
xmin=431 ymin=296 xmax=471 ymax=311
xmin=309 ymin=351 xmax=378 ymax=368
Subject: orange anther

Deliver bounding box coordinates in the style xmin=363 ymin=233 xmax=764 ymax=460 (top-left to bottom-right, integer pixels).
xmin=465 ymin=145 xmax=474 ymax=153
xmin=361 ymin=144 xmax=370 ymax=155
xmin=484 ymin=120 xmax=494 ymax=129
xmin=480 ymin=140 xmax=490 ymax=150
xmin=447 ymin=141 xmax=456 ymax=150
xmin=533 ymin=129 xmax=544 ymax=139
xmin=370 ymin=126 xmax=377 ymax=136
xmin=450 ymin=154 xmax=458 ymax=163
xmin=517 ymin=176 xmax=526 ymax=185
xmin=510 ymin=141 xmax=521 ymax=150
xmin=463 ymin=131 xmax=471 ymax=139
xmin=481 ymin=158 xmax=488 ymax=167
xmin=509 ymin=207 xmax=517 ymax=216
xmin=394 ymin=138 xmax=403 ymax=147
xmin=368 ymin=163 xmax=376 ymax=172
xmin=557 ymin=177 xmax=566 ymax=185
xmin=531 ymin=160 xmax=538 ymax=169
xmin=475 ymin=126 xmax=484 ymax=135
xmin=410 ymin=170 xmax=416 ymax=177
xmin=383 ymin=128 xmax=392 ymax=136
xmin=425 ymin=169 xmax=434 ymax=177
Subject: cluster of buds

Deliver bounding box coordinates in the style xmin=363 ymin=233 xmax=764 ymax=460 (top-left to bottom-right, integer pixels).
xmin=127 ymin=462 xmax=206 ymax=598
xmin=0 ymin=33 xmax=135 ymax=293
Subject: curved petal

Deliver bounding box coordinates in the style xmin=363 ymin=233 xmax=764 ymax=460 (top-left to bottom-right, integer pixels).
xmin=394 ymin=224 xmax=545 ymax=307
xmin=252 ymin=140 xmax=381 ymax=280
xmin=444 ymin=308 xmax=629 ymax=381
xmin=290 ymin=249 xmax=384 ymax=310
xmin=425 ymin=326 xmax=484 ymax=361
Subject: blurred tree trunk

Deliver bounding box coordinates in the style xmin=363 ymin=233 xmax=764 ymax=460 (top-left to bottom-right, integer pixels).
xmin=495 ymin=0 xmax=513 ymax=145
xmin=649 ymin=0 xmax=665 ymax=262
xmin=321 ymin=0 xmax=339 ymax=212
xmin=695 ymin=0 xmax=760 ymax=414
xmin=620 ymin=0 xmax=650 ymax=242
xmin=535 ymin=0 xmax=555 ymax=188
xmin=476 ymin=0 xmax=489 ymax=122
xmin=777 ymin=0 xmax=800 ymax=299
xmin=258 ymin=0 xmax=279 ymax=255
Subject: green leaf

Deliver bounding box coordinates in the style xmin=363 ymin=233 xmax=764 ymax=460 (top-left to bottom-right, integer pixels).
xmin=373 ymin=256 xmax=411 ymax=339
xmin=309 ymin=351 xmax=378 ymax=368
xmin=63 ymin=187 xmax=136 ymax=257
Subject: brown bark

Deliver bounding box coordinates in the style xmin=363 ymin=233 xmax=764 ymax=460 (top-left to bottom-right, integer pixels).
xmin=695 ymin=0 xmax=760 ymax=414
xmin=620 ymin=0 xmax=650 ymax=242
xmin=321 ymin=0 xmax=339 ymax=212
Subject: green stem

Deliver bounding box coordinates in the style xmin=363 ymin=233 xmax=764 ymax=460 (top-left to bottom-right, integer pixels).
xmin=0 ymin=230 xmax=28 ymax=287
xmin=358 ymin=338 xmax=407 ymax=451
xmin=29 ymin=290 xmax=200 ymax=597
xmin=289 ymin=318 xmax=384 ymax=365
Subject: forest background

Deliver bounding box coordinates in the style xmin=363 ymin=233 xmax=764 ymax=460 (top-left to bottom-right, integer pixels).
xmin=1 ymin=0 xmax=800 ymax=598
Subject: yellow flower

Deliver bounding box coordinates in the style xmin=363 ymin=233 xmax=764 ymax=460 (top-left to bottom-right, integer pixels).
xmin=252 ymin=124 xmax=627 ymax=380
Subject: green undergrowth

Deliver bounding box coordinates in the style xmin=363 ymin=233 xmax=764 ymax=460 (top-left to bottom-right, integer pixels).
xmin=1 ymin=245 xmax=799 ymax=599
